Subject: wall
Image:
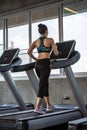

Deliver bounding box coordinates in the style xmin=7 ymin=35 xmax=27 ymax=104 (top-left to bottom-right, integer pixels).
xmin=0 ymin=76 xmax=87 ymax=107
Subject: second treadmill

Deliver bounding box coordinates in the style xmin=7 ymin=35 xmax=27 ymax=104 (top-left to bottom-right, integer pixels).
xmin=0 ymin=48 xmax=34 ymax=114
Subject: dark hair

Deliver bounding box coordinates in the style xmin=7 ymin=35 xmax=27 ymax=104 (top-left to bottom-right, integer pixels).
xmin=38 ymin=24 xmax=48 ymax=34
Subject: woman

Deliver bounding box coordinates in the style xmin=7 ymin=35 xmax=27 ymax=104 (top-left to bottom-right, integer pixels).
xmin=27 ymin=23 xmax=58 ymax=114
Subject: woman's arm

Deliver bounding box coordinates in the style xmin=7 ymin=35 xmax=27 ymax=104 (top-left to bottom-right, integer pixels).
xmin=50 ymin=38 xmax=59 ymax=56
xmin=27 ymin=41 xmax=38 ymax=61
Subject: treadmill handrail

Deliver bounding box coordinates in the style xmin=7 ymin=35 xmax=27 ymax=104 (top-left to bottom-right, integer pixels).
xmin=12 ymin=62 xmax=36 ymax=72
xmin=12 ymin=51 xmax=80 ymax=72
xmin=51 ymin=51 xmax=80 ymax=69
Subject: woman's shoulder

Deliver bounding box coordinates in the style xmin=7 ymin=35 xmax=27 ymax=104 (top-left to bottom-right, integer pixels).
xmin=33 ymin=38 xmax=40 ymax=43
xmin=46 ymin=37 xmax=54 ymax=43
xmin=33 ymin=38 xmax=40 ymax=47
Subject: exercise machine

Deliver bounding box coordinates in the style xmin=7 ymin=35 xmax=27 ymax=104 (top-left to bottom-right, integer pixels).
xmin=0 ymin=40 xmax=86 ymax=130
xmin=0 ymin=48 xmax=34 ymax=114
xmin=68 ymin=117 xmax=87 ymax=130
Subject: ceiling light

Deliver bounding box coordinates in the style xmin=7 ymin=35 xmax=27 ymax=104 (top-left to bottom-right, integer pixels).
xmin=64 ymin=7 xmax=78 ymax=14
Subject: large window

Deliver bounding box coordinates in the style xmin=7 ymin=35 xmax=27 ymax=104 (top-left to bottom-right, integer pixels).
xmin=0 ymin=20 xmax=4 ymax=78
xmin=63 ymin=0 xmax=87 ymax=73
xmin=0 ymin=20 xmax=4 ymax=56
xmin=8 ymin=24 xmax=29 ymax=64
xmin=7 ymin=14 xmax=29 ymax=77
xmin=8 ymin=14 xmax=29 ymax=65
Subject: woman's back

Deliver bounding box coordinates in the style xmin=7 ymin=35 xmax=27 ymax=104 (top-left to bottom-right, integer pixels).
xmin=35 ymin=37 xmax=54 ymax=59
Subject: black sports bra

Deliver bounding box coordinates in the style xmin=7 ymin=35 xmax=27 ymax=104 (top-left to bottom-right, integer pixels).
xmin=37 ymin=37 xmax=51 ymax=53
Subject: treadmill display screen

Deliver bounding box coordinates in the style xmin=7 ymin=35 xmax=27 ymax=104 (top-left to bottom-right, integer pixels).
xmin=50 ymin=40 xmax=76 ymax=61
xmin=0 ymin=48 xmax=20 ymax=66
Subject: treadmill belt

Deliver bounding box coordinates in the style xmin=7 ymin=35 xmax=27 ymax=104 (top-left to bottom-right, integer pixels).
xmin=0 ymin=108 xmax=76 ymax=120
xmin=0 ymin=111 xmax=41 ymax=119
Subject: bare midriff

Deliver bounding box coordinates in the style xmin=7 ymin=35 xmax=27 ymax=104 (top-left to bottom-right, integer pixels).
xmin=38 ymin=52 xmax=50 ymax=59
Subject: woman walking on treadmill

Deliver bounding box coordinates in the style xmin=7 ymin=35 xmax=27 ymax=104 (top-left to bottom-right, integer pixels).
xmin=27 ymin=23 xmax=58 ymax=113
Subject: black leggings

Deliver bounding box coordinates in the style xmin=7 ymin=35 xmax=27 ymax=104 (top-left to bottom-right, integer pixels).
xmin=35 ymin=58 xmax=51 ymax=98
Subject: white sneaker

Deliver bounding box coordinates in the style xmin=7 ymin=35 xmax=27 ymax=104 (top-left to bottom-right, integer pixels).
xmin=34 ymin=108 xmax=45 ymax=114
xmin=46 ymin=105 xmax=54 ymax=112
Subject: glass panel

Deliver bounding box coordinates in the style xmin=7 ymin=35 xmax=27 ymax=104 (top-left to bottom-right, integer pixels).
xmin=8 ymin=25 xmax=29 ymax=50
xmin=8 ymin=13 xmax=29 ymax=77
xmin=63 ymin=0 xmax=87 ymax=72
xmin=31 ymin=5 xmax=59 ymax=74
xmin=0 ymin=20 xmax=4 ymax=56
xmin=0 ymin=20 xmax=4 ymax=79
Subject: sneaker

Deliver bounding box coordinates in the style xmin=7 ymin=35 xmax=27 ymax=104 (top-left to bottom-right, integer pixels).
xmin=46 ymin=105 xmax=54 ymax=111
xmin=34 ymin=108 xmax=45 ymax=114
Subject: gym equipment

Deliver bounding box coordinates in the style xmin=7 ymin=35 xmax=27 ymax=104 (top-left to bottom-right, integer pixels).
xmin=0 ymin=40 xmax=86 ymax=130
xmin=50 ymin=39 xmax=75 ymax=61
xmin=68 ymin=117 xmax=87 ymax=130
xmin=0 ymin=48 xmax=34 ymax=114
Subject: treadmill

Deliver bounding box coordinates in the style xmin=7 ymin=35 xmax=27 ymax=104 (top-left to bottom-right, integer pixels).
xmin=0 ymin=40 xmax=86 ymax=130
xmin=0 ymin=48 xmax=34 ymax=114
xmin=68 ymin=117 xmax=87 ymax=130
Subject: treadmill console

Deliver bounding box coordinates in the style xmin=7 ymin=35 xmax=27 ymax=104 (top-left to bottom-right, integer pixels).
xmin=50 ymin=40 xmax=76 ymax=61
xmin=0 ymin=48 xmax=20 ymax=66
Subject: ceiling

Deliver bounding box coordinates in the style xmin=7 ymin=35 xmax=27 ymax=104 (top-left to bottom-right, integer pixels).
xmin=0 ymin=0 xmax=60 ymax=16
xmin=0 ymin=0 xmax=87 ymax=16
xmin=64 ymin=0 xmax=87 ymax=14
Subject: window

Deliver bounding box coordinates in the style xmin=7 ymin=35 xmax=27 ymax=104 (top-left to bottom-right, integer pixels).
xmin=8 ymin=24 xmax=29 ymax=64
xmin=7 ymin=13 xmax=29 ymax=77
xmin=63 ymin=0 xmax=87 ymax=73
xmin=0 ymin=20 xmax=4 ymax=78
xmin=8 ymin=14 xmax=29 ymax=64
xmin=0 ymin=20 xmax=4 ymax=56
